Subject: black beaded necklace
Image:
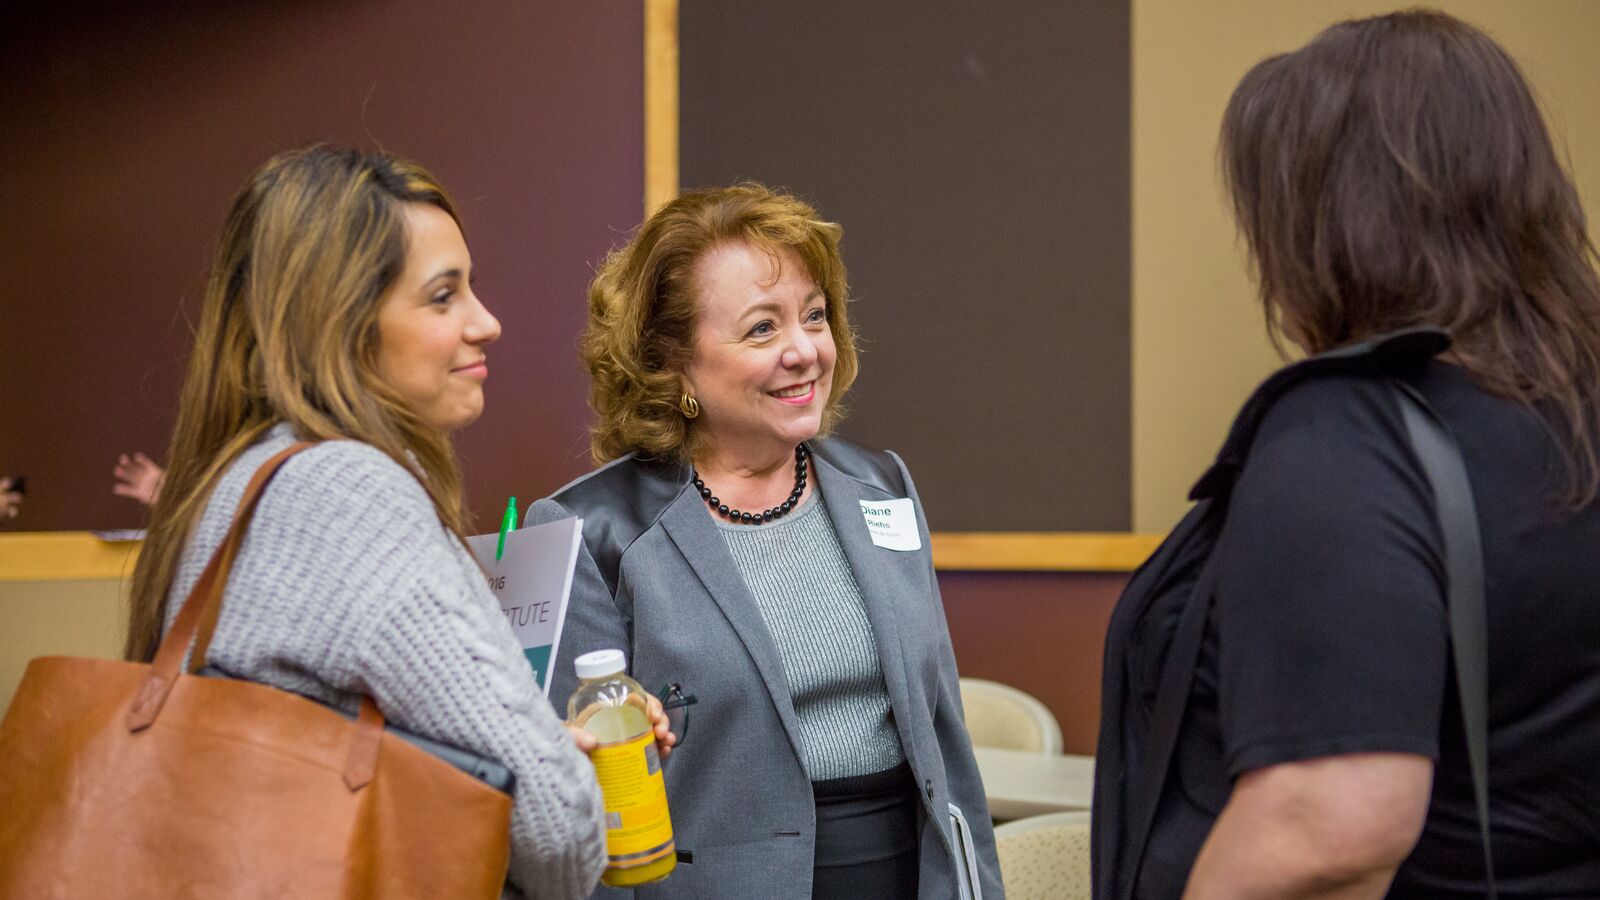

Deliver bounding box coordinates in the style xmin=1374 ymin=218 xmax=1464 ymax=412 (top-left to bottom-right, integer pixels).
xmin=692 ymin=444 xmax=808 ymax=525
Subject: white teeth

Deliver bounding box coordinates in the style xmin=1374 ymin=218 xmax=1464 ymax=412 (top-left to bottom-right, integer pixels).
xmin=773 ymin=382 xmax=811 ymax=399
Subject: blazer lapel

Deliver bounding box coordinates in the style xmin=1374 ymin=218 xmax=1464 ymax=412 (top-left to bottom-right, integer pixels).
xmin=659 ymin=493 xmax=807 ymax=762
xmin=813 ymin=455 xmax=927 ymax=770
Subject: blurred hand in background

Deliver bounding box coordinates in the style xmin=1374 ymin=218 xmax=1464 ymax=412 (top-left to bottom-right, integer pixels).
xmin=112 ymin=452 xmax=164 ymax=507
xmin=0 ymin=476 xmax=22 ymax=520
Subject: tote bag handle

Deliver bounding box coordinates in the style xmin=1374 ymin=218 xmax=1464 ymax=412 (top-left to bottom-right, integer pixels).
xmin=121 ymin=441 xmax=386 ymax=791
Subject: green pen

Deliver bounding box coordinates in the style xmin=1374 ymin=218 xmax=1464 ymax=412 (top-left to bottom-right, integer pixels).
xmin=496 ymin=496 xmax=518 ymax=561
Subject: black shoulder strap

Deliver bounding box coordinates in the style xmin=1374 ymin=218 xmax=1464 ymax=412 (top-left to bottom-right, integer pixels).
xmin=1118 ymin=550 xmax=1223 ymax=900
xmin=1190 ymin=327 xmax=1450 ymax=502
xmin=1390 ymin=381 xmax=1496 ymax=897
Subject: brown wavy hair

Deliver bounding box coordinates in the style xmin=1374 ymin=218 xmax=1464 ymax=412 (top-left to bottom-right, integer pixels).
xmin=584 ymin=184 xmax=859 ymax=463
xmin=1221 ymin=9 xmax=1600 ymax=503
xmin=125 ymin=146 xmax=473 ymax=661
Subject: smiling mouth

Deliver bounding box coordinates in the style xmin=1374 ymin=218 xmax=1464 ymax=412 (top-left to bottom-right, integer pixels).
xmin=771 ymin=381 xmax=814 ymax=400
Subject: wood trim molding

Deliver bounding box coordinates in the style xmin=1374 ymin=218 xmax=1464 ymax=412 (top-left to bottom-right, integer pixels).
xmin=643 ymin=0 xmax=678 ymax=216
xmin=0 ymin=530 xmax=1161 ymax=581
xmin=0 ymin=532 xmax=141 ymax=582
xmin=930 ymin=532 xmax=1160 ymax=572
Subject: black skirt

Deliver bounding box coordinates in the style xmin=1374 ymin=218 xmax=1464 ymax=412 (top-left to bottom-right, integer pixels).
xmin=811 ymin=762 xmax=920 ymax=899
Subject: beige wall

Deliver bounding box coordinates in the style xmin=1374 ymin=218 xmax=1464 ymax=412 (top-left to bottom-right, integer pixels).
xmin=1132 ymin=0 xmax=1600 ymax=532
xmin=1 ymin=580 xmax=128 ymax=711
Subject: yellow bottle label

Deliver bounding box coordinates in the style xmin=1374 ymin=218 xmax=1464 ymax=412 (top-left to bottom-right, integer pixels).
xmin=591 ymin=730 xmax=674 ymax=868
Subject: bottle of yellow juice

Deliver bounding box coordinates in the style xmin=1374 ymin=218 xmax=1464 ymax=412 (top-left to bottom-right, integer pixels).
xmin=568 ymin=649 xmax=676 ymax=887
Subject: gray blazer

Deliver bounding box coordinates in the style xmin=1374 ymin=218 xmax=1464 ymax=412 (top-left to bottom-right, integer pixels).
xmin=529 ymin=438 xmax=1003 ymax=900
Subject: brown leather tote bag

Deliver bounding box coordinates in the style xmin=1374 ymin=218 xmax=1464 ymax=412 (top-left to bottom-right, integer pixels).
xmin=0 ymin=444 xmax=513 ymax=898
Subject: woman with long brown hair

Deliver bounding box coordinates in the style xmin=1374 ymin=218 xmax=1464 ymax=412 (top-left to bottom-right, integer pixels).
xmin=125 ymin=145 xmax=608 ymax=899
xmin=1097 ymin=11 xmax=1600 ymax=898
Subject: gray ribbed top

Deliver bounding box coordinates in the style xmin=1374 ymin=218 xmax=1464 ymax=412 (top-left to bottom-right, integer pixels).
xmin=717 ymin=492 xmax=906 ymax=781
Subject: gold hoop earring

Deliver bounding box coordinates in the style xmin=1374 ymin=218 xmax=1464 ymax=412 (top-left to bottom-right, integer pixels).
xmin=679 ymin=393 xmax=700 ymax=419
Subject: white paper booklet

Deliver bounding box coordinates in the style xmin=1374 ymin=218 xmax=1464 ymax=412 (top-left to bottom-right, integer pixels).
xmin=463 ymin=516 xmax=584 ymax=697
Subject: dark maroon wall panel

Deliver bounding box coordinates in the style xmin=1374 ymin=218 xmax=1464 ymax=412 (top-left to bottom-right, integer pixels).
xmin=0 ymin=1 xmax=641 ymax=531
xmin=940 ymin=570 xmax=1126 ymax=755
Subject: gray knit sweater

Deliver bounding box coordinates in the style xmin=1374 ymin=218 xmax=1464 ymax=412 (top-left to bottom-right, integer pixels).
xmin=718 ymin=492 xmax=907 ymax=781
xmin=163 ymin=423 xmax=606 ymax=900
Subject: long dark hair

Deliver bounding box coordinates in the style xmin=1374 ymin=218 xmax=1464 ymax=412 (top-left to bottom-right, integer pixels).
xmin=1220 ymin=9 xmax=1600 ymax=503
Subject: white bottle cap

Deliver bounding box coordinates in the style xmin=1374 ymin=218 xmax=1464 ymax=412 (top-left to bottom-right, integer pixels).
xmin=574 ymin=649 xmax=627 ymax=680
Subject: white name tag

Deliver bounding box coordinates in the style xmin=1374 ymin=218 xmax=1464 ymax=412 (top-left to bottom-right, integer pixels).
xmin=859 ymin=498 xmax=922 ymax=552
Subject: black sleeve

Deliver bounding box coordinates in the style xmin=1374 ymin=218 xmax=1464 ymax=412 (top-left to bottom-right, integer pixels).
xmin=1211 ymin=376 xmax=1450 ymax=777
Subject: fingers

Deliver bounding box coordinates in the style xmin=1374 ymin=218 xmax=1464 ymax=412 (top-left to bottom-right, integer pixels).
xmin=645 ymin=695 xmax=670 ymax=735
xmin=114 ymin=452 xmax=154 ymax=477
xmin=112 ymin=453 xmax=162 ymax=504
xmin=653 ymin=726 xmax=676 ymax=759
xmin=565 ymin=721 xmax=598 ymax=754
xmin=641 ymin=694 xmax=678 ymax=758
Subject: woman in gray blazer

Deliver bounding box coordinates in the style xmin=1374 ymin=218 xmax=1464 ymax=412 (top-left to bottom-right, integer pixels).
xmin=529 ymin=184 xmax=1002 ymax=899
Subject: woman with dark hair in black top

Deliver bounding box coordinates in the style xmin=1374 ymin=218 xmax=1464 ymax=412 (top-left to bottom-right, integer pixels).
xmin=1104 ymin=10 xmax=1600 ymax=898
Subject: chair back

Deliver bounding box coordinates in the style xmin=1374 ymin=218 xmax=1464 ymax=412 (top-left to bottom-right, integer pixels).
xmin=994 ymin=811 xmax=1092 ymax=899
xmin=959 ymin=677 xmax=1063 ymax=754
